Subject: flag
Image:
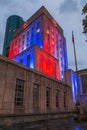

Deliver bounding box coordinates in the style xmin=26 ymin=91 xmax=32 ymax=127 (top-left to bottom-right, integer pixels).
xmin=72 ymin=31 xmax=75 ymax=44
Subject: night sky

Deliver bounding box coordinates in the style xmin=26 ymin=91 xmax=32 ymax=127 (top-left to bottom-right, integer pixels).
xmin=0 ymin=0 xmax=87 ymax=70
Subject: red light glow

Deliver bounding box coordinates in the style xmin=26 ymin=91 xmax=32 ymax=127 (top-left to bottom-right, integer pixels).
xmin=23 ymin=22 xmax=28 ymax=29
xmin=39 ymin=50 xmax=60 ymax=79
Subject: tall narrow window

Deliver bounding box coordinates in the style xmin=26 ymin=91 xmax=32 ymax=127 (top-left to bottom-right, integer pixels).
xmin=33 ymin=84 xmax=39 ymax=110
xmin=20 ymin=58 xmax=23 ymax=64
xmin=37 ymin=22 xmax=40 ymax=29
xmin=27 ymin=54 xmax=30 ymax=67
xmin=56 ymin=90 xmax=59 ymax=108
xmin=46 ymin=87 xmax=50 ymax=108
xmin=26 ymin=31 xmax=29 ymax=46
xmin=64 ymin=92 xmax=66 ymax=108
xmin=14 ymin=79 xmax=24 ymax=107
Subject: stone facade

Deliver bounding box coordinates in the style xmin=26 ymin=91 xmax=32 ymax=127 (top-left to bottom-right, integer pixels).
xmin=78 ymin=69 xmax=87 ymax=94
xmin=78 ymin=69 xmax=87 ymax=112
xmin=0 ymin=55 xmax=75 ymax=114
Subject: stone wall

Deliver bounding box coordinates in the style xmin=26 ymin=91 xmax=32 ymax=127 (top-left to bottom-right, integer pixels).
xmin=0 ymin=55 xmax=75 ymax=114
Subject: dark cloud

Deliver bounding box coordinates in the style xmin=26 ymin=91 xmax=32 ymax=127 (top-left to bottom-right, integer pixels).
xmin=59 ymin=0 xmax=79 ymax=14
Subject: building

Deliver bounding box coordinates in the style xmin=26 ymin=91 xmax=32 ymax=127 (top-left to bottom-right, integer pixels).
xmin=64 ymin=69 xmax=82 ymax=103
xmin=78 ymin=69 xmax=87 ymax=112
xmin=7 ymin=6 xmax=82 ymax=104
xmin=3 ymin=15 xmax=24 ymax=57
xmin=1 ymin=6 xmax=83 ymax=117
xmin=78 ymin=69 xmax=87 ymax=94
xmin=0 ymin=55 xmax=74 ymax=114
xmin=8 ymin=6 xmax=68 ymax=81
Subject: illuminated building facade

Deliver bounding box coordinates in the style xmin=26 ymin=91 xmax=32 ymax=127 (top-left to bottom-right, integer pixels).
xmin=8 ymin=6 xmax=68 ymax=81
xmin=78 ymin=69 xmax=87 ymax=112
xmin=64 ymin=69 xmax=82 ymax=103
xmin=3 ymin=15 xmax=24 ymax=57
xmin=78 ymin=69 xmax=87 ymax=94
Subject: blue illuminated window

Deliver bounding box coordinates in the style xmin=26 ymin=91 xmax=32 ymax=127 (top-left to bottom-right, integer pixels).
xmin=37 ymin=22 xmax=40 ymax=28
xmin=20 ymin=58 xmax=23 ymax=64
xmin=32 ymin=27 xmax=34 ymax=32
xmin=27 ymin=54 xmax=30 ymax=67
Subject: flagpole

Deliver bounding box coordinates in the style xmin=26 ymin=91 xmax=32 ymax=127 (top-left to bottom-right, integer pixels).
xmin=72 ymin=31 xmax=78 ymax=72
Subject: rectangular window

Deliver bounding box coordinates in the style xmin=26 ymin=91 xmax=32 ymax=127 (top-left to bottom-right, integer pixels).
xmin=27 ymin=54 xmax=30 ymax=67
xmin=27 ymin=30 xmax=29 ymax=37
xmin=32 ymin=27 xmax=34 ymax=32
xmin=46 ymin=87 xmax=50 ymax=108
xmin=33 ymin=84 xmax=39 ymax=110
xmin=20 ymin=58 xmax=23 ymax=64
xmin=64 ymin=92 xmax=66 ymax=108
xmin=18 ymin=38 xmax=21 ymax=48
xmin=56 ymin=90 xmax=59 ymax=108
xmin=14 ymin=79 xmax=24 ymax=107
xmin=37 ymin=22 xmax=40 ymax=29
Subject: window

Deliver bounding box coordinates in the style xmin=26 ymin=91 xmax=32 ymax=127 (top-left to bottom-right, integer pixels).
xmin=27 ymin=30 xmax=29 ymax=37
xmin=64 ymin=92 xmax=66 ymax=108
xmin=31 ymin=33 xmax=34 ymax=37
xmin=20 ymin=58 xmax=23 ymax=64
xmin=37 ymin=22 xmax=40 ymax=29
xmin=33 ymin=84 xmax=39 ymax=109
xmin=22 ymin=41 xmax=24 ymax=50
xmin=22 ymin=35 xmax=25 ymax=50
xmin=56 ymin=90 xmax=59 ymax=108
xmin=27 ymin=30 xmax=29 ymax=42
xmin=47 ymin=30 xmax=50 ymax=34
xmin=22 ymin=34 xmax=25 ymax=41
xmin=31 ymin=27 xmax=34 ymax=33
xmin=46 ymin=87 xmax=50 ymax=108
xmin=14 ymin=79 xmax=24 ymax=107
xmin=27 ymin=54 xmax=30 ymax=67
xmin=18 ymin=38 xmax=21 ymax=48
xmin=47 ymin=59 xmax=50 ymax=74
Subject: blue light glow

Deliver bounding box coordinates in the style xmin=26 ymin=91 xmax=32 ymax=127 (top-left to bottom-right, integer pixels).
xmin=71 ymin=71 xmax=82 ymax=103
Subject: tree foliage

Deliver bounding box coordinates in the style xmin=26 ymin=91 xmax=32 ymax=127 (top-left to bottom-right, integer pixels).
xmin=82 ymin=3 xmax=87 ymax=34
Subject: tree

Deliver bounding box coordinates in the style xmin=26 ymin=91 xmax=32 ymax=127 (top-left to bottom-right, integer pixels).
xmin=82 ymin=3 xmax=87 ymax=41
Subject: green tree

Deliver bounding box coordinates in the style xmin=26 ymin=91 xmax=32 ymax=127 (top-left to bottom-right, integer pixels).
xmin=82 ymin=3 xmax=87 ymax=39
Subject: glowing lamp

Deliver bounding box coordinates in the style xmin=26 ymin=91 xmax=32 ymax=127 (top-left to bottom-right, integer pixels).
xmin=47 ymin=30 xmax=50 ymax=34
xmin=37 ymin=28 xmax=40 ymax=33
xmin=52 ymin=41 xmax=54 ymax=45
xmin=23 ymin=22 xmax=28 ymax=29
xmin=52 ymin=19 xmax=57 ymax=27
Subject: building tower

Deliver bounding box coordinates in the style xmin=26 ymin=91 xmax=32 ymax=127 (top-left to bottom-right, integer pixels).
xmin=8 ymin=6 xmax=68 ymax=81
xmin=3 ymin=15 xmax=24 ymax=57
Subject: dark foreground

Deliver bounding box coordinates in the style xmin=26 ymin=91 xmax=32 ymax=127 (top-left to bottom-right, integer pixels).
xmin=1 ymin=119 xmax=87 ymax=130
